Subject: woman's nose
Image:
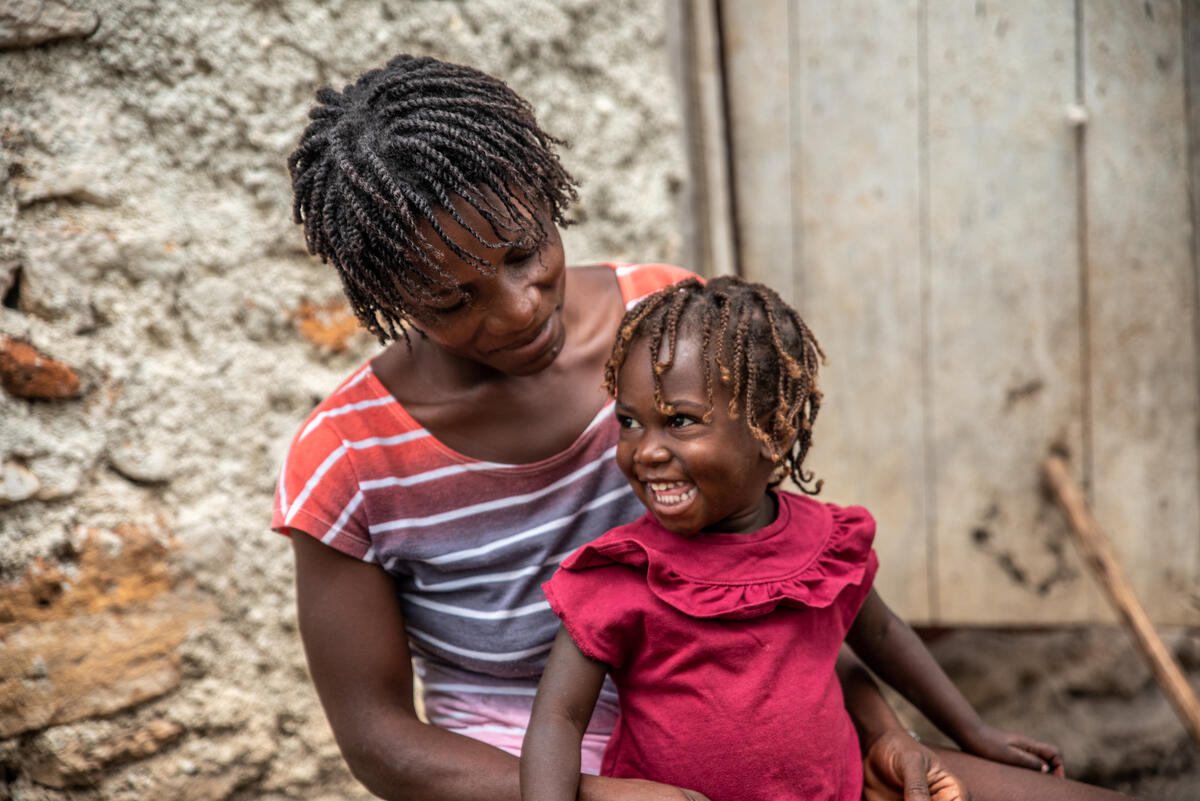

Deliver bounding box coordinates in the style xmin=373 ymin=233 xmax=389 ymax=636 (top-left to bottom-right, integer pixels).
xmin=486 ymin=277 xmax=538 ymax=336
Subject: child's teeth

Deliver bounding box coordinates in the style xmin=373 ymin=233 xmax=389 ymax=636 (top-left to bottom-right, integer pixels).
xmin=648 ymin=482 xmax=695 ymax=506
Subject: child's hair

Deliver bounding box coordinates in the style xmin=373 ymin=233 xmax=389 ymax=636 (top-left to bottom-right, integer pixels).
xmin=287 ymin=54 xmax=578 ymax=343
xmin=603 ymin=276 xmax=825 ymax=493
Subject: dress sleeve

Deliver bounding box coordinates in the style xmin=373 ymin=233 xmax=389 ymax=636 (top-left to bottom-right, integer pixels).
xmin=270 ymin=417 xmax=373 ymax=560
xmin=825 ymin=503 xmax=880 ymax=629
xmin=542 ymin=564 xmax=645 ymax=670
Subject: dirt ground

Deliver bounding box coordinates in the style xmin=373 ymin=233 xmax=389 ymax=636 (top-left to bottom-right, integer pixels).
xmin=901 ymin=627 xmax=1200 ymax=799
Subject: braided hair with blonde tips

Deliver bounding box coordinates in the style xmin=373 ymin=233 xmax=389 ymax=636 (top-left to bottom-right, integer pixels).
xmin=603 ymin=276 xmax=826 ymax=493
xmin=288 ymin=54 xmax=578 ymax=343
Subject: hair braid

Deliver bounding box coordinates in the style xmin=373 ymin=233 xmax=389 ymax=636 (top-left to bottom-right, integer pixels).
xmin=288 ymin=54 xmax=578 ymax=343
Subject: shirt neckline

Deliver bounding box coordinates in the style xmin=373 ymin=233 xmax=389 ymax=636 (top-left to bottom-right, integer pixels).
xmin=364 ymin=264 xmax=634 ymax=473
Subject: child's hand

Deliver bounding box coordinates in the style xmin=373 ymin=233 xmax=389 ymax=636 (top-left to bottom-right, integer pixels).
xmin=961 ymin=723 xmax=1065 ymax=777
xmin=863 ymin=730 xmax=969 ymax=801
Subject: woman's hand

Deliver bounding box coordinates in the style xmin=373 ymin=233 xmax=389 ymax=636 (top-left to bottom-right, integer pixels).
xmin=580 ymin=776 xmax=712 ymax=801
xmin=960 ymin=723 xmax=1065 ymax=777
xmin=863 ymin=730 xmax=970 ymax=801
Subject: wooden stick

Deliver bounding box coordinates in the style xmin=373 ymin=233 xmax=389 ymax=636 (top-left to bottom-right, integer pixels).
xmin=1041 ymin=454 xmax=1200 ymax=746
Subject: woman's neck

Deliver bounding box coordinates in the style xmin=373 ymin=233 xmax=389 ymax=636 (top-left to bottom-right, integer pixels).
xmin=371 ymin=265 xmax=626 ymax=463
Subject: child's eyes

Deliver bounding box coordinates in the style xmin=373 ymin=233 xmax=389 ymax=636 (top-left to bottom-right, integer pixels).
xmin=616 ymin=412 xmax=701 ymax=430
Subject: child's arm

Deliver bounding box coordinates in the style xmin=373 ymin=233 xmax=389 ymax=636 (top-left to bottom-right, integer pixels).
xmin=522 ymin=627 xmax=713 ymax=801
xmin=522 ymin=627 xmax=607 ymax=801
xmin=845 ymin=589 xmax=1065 ymax=777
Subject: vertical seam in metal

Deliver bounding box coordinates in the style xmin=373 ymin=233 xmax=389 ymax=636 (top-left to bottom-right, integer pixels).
xmin=1074 ymin=0 xmax=1094 ymax=505
xmin=1183 ymin=0 xmax=1200 ymax=586
xmin=918 ymin=0 xmax=937 ymax=621
xmin=678 ymin=0 xmax=708 ymax=277
xmin=712 ymin=0 xmax=742 ymax=277
xmin=788 ymin=0 xmax=804 ymax=312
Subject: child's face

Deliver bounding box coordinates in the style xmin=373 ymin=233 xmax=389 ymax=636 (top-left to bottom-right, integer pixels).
xmin=401 ymin=191 xmax=567 ymax=377
xmin=614 ymin=330 xmax=779 ymax=535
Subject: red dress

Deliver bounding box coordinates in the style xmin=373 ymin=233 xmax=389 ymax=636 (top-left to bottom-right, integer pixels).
xmin=542 ymin=491 xmax=879 ymax=801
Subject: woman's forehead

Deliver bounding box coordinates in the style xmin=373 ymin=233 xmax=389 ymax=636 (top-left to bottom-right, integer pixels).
xmin=396 ymin=189 xmax=545 ymax=301
xmin=427 ymin=187 xmax=540 ymax=243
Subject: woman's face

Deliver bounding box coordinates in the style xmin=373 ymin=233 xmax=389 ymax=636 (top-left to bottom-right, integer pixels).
xmin=403 ymin=193 xmax=567 ymax=377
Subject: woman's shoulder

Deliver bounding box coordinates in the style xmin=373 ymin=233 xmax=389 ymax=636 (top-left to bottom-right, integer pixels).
xmin=569 ymin=263 xmax=697 ymax=305
xmin=610 ymin=263 xmax=698 ymax=305
xmin=278 ymin=360 xmax=424 ymax=485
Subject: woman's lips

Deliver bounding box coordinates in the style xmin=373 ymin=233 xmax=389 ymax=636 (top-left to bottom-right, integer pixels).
xmin=495 ymin=315 xmax=556 ymax=360
xmin=503 ymin=318 xmax=549 ymax=350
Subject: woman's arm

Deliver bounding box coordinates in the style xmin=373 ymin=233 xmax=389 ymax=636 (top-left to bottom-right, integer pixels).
xmin=291 ymin=530 xmax=523 ymax=801
xmin=838 ymin=651 xmax=969 ymax=801
xmin=522 ymin=627 xmax=609 ymax=801
xmin=845 ymin=590 xmax=1063 ymax=775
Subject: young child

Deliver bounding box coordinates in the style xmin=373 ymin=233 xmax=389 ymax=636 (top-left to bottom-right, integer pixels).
xmin=520 ymin=276 xmax=1064 ymax=801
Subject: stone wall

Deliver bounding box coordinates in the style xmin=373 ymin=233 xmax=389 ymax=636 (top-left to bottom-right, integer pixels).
xmin=0 ymin=1 xmax=683 ymax=798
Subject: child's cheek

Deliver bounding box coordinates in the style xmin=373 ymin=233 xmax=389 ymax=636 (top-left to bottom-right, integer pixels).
xmin=615 ymin=441 xmax=638 ymax=482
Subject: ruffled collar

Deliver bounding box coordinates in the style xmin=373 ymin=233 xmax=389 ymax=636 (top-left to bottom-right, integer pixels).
xmin=560 ymin=492 xmax=875 ymax=620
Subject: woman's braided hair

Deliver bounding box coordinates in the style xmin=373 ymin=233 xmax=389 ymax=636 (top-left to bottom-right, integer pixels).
xmin=287 ymin=54 xmax=578 ymax=343
xmin=603 ymin=276 xmax=826 ymax=492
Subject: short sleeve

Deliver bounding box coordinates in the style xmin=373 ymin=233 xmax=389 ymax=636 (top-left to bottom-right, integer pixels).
xmin=271 ymin=418 xmax=373 ymax=560
xmin=543 ymin=564 xmax=646 ymax=670
xmin=824 ymin=503 xmax=879 ymax=629
xmin=615 ymin=264 xmax=699 ymax=307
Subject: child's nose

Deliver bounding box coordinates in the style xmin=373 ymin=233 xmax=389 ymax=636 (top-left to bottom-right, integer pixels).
xmin=635 ymin=434 xmax=670 ymax=465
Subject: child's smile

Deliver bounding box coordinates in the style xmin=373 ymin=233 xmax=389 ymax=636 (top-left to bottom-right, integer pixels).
xmin=614 ymin=329 xmax=779 ymax=535
xmin=646 ymin=480 xmax=696 ymax=508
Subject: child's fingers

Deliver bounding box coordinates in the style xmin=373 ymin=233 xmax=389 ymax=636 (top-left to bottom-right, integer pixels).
xmin=1000 ymin=744 xmax=1049 ymax=773
xmin=1012 ymin=735 xmax=1065 ymax=777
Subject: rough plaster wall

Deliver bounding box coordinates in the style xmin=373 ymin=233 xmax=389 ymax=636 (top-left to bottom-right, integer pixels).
xmin=0 ymin=1 xmax=683 ymax=798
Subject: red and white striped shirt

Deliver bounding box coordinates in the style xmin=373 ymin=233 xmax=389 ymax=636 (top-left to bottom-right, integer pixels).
xmin=272 ymin=263 xmax=693 ymax=768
